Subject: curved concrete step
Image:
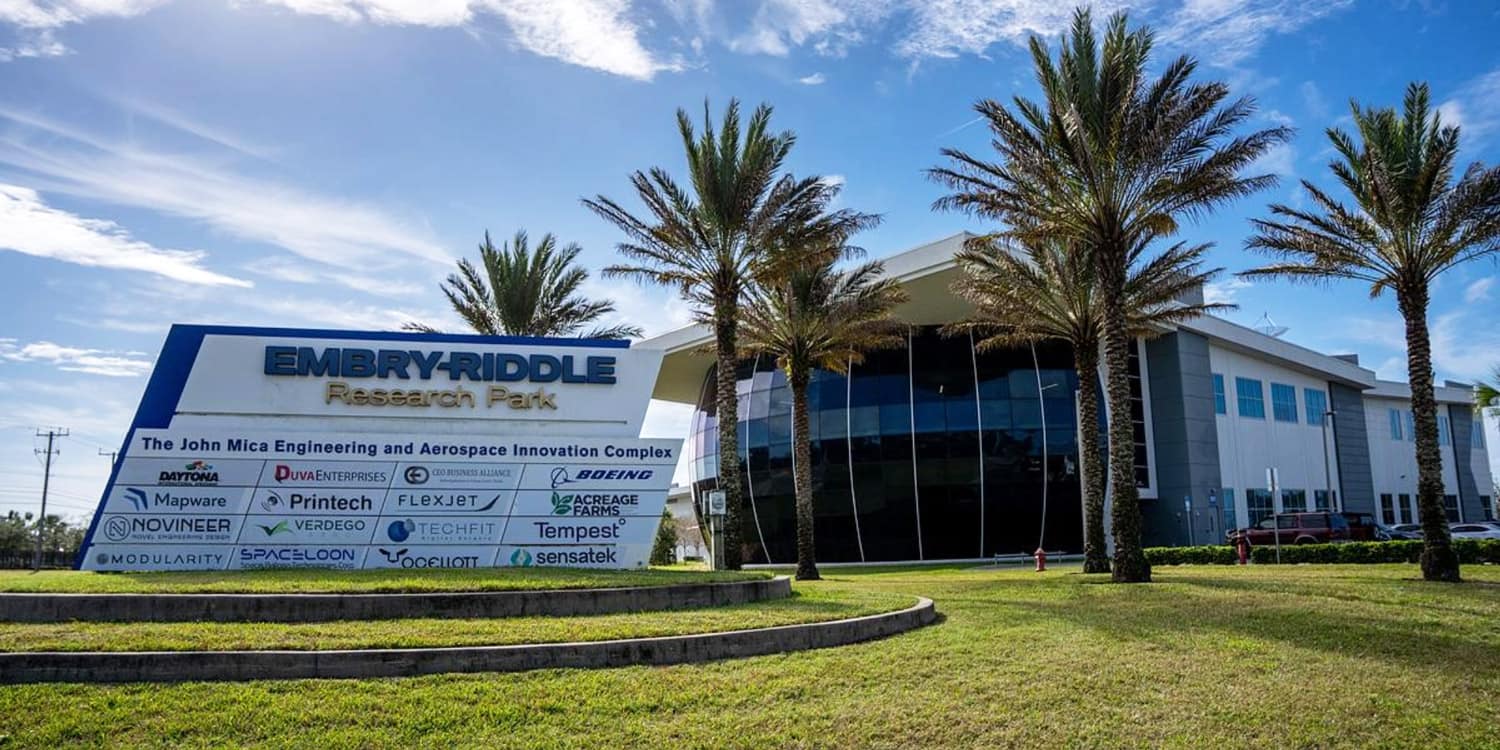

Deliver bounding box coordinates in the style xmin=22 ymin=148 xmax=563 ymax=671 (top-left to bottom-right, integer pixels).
xmin=0 ymin=596 xmax=937 ymax=684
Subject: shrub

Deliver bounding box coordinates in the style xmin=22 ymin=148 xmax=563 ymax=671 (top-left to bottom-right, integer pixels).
xmin=649 ymin=509 xmax=678 ymax=566
xmin=1144 ymin=545 xmax=1238 ymax=566
xmin=1146 ymin=539 xmax=1500 ymax=566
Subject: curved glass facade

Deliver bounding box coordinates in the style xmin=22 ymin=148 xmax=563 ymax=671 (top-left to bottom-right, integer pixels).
xmin=687 ymin=326 xmax=1093 ymax=564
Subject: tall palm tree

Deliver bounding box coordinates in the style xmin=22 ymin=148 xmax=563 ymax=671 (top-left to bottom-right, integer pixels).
xmin=929 ymin=8 xmax=1288 ymax=582
xmin=1475 ymin=365 xmax=1499 ymax=415
xmin=947 ymin=233 xmax=1231 ymax=574
xmin=405 ymin=230 xmax=641 ymax=339
xmin=584 ymin=100 xmax=853 ymax=568
xmin=1243 ymin=83 xmax=1500 ymax=582
xmin=740 ymin=252 xmax=906 ymax=580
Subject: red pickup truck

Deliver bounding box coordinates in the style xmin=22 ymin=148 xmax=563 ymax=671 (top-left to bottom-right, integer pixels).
xmin=1228 ymin=512 xmax=1352 ymax=546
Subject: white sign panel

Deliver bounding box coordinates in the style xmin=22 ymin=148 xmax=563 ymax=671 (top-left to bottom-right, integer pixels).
xmin=76 ymin=325 xmax=677 ymax=572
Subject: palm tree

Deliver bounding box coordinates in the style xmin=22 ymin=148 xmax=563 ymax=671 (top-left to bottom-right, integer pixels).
xmin=947 ymin=233 xmax=1231 ymax=574
xmin=1243 ymin=83 xmax=1500 ymax=583
xmin=740 ymin=252 xmax=906 ymax=580
xmin=929 ymin=8 xmax=1288 ymax=582
xmin=405 ymin=230 xmax=641 ymax=339
xmin=1475 ymin=365 xmax=1499 ymax=415
xmin=584 ymin=100 xmax=852 ymax=568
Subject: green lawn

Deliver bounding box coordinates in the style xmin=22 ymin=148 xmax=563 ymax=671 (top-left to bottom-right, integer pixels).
xmin=0 ymin=565 xmax=764 ymax=594
xmin=2 ymin=564 xmax=1499 ymax=748
xmin=0 ymin=586 xmax=909 ymax=652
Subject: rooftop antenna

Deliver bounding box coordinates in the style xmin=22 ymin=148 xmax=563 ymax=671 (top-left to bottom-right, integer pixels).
xmin=1254 ymin=312 xmax=1289 ymax=339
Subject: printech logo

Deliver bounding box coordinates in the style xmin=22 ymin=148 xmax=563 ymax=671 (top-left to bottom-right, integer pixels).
xmin=260 ymin=492 xmax=284 ymax=512
xmin=510 ymin=548 xmax=533 ymax=566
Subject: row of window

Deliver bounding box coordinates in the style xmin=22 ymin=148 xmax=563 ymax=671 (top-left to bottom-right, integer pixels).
xmin=1385 ymin=408 xmax=1487 ymax=450
xmin=1376 ymin=493 xmax=1482 ymax=524
xmin=1212 ymin=374 xmax=1328 ymax=425
xmin=1220 ymin=487 xmax=1337 ymax=529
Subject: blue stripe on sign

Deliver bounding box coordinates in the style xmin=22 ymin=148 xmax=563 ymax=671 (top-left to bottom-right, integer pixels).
xmin=166 ymin=323 xmax=633 ymax=349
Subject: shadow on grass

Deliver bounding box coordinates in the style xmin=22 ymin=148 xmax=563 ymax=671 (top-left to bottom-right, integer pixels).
xmin=1015 ymin=577 xmax=1500 ymax=673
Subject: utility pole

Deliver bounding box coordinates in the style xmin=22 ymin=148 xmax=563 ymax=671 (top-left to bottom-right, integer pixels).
xmin=34 ymin=427 xmax=68 ymax=571
xmin=98 ymin=448 xmax=118 ymax=469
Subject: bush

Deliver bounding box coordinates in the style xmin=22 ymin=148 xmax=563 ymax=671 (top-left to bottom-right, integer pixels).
xmin=649 ymin=508 xmax=679 ymax=566
xmin=1143 ymin=538 xmax=1500 ymax=566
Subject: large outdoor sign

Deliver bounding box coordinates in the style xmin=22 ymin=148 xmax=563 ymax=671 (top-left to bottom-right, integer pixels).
xmin=77 ymin=325 xmax=672 ymax=571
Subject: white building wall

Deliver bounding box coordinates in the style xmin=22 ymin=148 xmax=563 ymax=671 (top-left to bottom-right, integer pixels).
xmin=1209 ymin=344 xmax=1340 ymax=529
xmin=1363 ymin=395 xmax=1463 ymax=524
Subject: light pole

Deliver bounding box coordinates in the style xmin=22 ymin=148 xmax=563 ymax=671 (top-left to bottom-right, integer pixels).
xmin=1030 ymin=341 xmax=1057 ymax=552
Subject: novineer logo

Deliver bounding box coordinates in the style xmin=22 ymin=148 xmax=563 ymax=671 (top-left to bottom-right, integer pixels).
xmin=103 ymin=516 xmax=130 ymax=541
xmin=550 ymin=492 xmax=573 ymax=515
xmin=510 ymin=549 xmax=533 ymax=566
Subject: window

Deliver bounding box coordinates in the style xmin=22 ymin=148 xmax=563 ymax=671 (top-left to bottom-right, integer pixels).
xmin=1474 ymin=422 xmax=1487 ymax=450
xmin=1380 ymin=493 xmax=1396 ymax=525
xmin=1236 ymin=377 xmax=1265 ymax=419
xmin=1314 ymin=489 xmax=1336 ymax=511
xmin=1222 ymin=488 xmax=1237 ymax=531
xmin=1481 ymin=496 xmax=1493 ymax=522
xmin=1212 ymin=374 xmax=1227 ymax=415
xmin=1281 ymin=489 xmax=1307 ymax=513
xmin=1405 ymin=411 xmax=1414 ymax=442
xmin=1388 ymin=408 xmax=1403 ymax=440
xmin=1398 ymin=493 xmax=1412 ymax=524
xmin=1437 ymin=415 xmax=1451 ymax=446
xmin=1443 ymin=494 xmax=1461 ymax=523
xmin=1246 ymin=489 xmax=1274 ymax=526
xmin=1271 ymin=383 xmax=1298 ymax=422
xmin=1304 ymin=389 xmax=1328 ymax=426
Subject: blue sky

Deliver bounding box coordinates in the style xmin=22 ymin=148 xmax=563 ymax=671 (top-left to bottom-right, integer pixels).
xmin=1 ymin=0 xmax=1498 ymax=521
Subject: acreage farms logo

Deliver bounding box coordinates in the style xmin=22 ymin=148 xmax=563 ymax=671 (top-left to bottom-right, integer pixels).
xmin=549 ymin=491 xmax=640 ymax=516
xmin=157 ymin=460 xmax=220 ymax=485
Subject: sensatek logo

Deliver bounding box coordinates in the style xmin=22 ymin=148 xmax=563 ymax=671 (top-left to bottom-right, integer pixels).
xmin=510 ymin=548 xmax=533 ymax=566
xmin=124 ymin=487 xmax=149 ymax=511
xmin=157 ymin=460 xmax=220 ymax=485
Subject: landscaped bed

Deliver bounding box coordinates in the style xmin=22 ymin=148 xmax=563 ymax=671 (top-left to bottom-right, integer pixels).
xmin=0 ymin=565 xmax=765 ymax=594
xmin=2 ymin=564 xmax=1499 ymax=747
xmin=0 ymin=586 xmax=910 ymax=652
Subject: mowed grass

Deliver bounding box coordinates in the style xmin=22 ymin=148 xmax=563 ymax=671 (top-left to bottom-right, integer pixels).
xmin=0 ymin=586 xmax=910 ymax=652
xmin=2 ymin=564 xmax=1499 ymax=748
xmin=0 ymin=565 xmax=764 ymax=594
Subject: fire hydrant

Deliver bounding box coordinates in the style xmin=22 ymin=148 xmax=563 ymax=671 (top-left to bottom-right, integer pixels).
xmin=1235 ymin=534 xmax=1250 ymax=565
xmin=1034 ymin=547 xmax=1047 ymax=572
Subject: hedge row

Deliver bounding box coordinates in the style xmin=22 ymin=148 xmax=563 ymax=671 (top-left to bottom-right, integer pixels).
xmin=1144 ymin=539 xmax=1500 ymax=566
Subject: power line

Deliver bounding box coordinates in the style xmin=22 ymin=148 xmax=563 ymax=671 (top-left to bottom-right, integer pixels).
xmin=34 ymin=427 xmax=68 ymax=571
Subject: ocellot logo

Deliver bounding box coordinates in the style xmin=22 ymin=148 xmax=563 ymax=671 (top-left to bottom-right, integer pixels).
xmin=377 ymin=548 xmax=481 ymax=568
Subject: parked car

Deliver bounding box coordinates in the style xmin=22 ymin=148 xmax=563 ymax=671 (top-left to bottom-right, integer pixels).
xmin=1340 ymin=512 xmax=1381 ymax=541
xmin=1389 ymin=523 xmax=1424 ymax=539
xmin=1228 ymin=512 xmax=1352 ymax=546
xmin=1448 ymin=523 xmax=1500 ymax=540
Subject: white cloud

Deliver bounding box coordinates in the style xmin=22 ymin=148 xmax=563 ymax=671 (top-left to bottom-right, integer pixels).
xmin=1204 ymin=277 xmax=1252 ymax=305
xmin=259 ymin=0 xmax=677 ymax=80
xmin=895 ymin=0 xmax=1130 ymax=60
xmin=0 ymin=338 xmax=153 ymax=377
xmin=0 ymin=183 xmax=251 ymax=286
xmin=728 ymin=0 xmax=876 ymax=57
xmin=1248 ymin=142 xmax=1296 ymax=178
xmin=1465 ymin=276 xmax=1495 ymax=304
xmin=798 ymin=72 xmax=827 ymax=85
xmin=582 ymin=276 xmax=695 ymax=338
xmin=1160 ymin=0 xmax=1354 ymax=69
xmin=1440 ymin=68 xmax=1500 ymax=144
xmin=0 ymin=0 xmax=165 ymax=60
xmin=820 ymin=173 xmax=846 ymax=189
xmin=1300 ymin=80 xmax=1329 ymax=121
xmin=0 ymin=107 xmax=449 ymax=271
xmin=247 ymin=255 xmax=429 ymax=297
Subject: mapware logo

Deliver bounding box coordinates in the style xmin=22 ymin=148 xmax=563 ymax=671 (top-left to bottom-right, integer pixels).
xmin=124 ymin=487 xmax=149 ymax=511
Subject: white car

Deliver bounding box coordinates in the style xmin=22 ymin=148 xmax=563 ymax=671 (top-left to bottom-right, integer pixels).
xmin=1447 ymin=523 xmax=1500 ymax=540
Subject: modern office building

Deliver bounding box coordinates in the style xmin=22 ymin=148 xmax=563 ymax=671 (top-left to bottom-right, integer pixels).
xmin=642 ymin=233 xmax=1496 ymax=564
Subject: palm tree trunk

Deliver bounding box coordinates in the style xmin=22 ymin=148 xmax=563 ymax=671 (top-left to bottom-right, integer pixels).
xmin=714 ymin=309 xmax=745 ymax=570
xmin=1074 ymin=340 xmax=1109 ymax=574
xmin=1101 ymin=258 xmax=1150 ymax=583
xmin=1399 ymin=285 xmax=1461 ymax=582
xmin=790 ymin=365 xmax=819 ymax=580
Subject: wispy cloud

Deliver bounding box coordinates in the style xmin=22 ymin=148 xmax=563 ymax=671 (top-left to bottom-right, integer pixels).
xmin=798 ymin=72 xmax=827 ymax=85
xmin=1159 ymin=0 xmax=1354 ymax=69
xmin=1439 ymin=67 xmax=1500 ymax=145
xmin=1465 ymin=276 xmax=1495 ymax=304
xmin=0 ymin=183 xmax=250 ymax=286
xmin=0 ymin=107 xmax=449 ymax=275
xmin=1204 ymin=277 xmax=1252 ymax=305
xmin=0 ymin=0 xmax=165 ymax=60
xmin=0 ymin=338 xmax=153 ymax=377
xmin=246 ymin=256 xmax=429 ymax=297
